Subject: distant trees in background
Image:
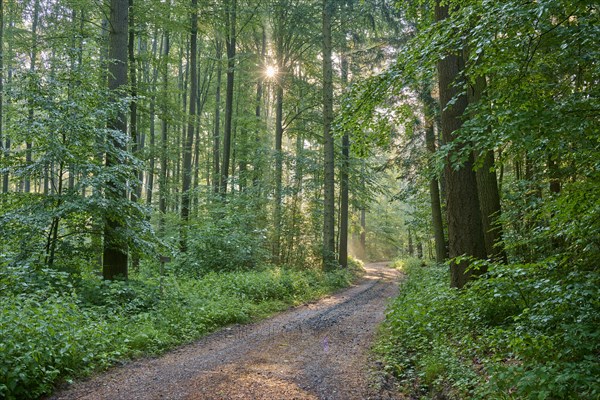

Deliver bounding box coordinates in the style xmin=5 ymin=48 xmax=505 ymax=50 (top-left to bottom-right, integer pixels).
xmin=0 ymin=0 xmax=400 ymax=277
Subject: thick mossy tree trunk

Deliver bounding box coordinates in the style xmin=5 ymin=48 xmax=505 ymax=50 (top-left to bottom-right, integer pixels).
xmin=435 ymin=3 xmax=486 ymax=288
xmin=103 ymin=0 xmax=129 ymax=280
xmin=322 ymin=0 xmax=336 ymax=269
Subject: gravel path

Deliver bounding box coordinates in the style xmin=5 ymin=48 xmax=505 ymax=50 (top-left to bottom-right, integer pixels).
xmin=49 ymin=262 xmax=401 ymax=400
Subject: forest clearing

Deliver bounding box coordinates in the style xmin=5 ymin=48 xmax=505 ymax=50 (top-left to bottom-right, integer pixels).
xmin=1 ymin=0 xmax=599 ymax=399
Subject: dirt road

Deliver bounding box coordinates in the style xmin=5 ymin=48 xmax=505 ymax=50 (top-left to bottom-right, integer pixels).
xmin=50 ymin=262 xmax=401 ymax=400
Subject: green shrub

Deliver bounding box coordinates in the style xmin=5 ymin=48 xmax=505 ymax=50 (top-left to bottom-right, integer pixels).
xmin=0 ymin=264 xmax=357 ymax=399
xmin=378 ymin=259 xmax=600 ymax=399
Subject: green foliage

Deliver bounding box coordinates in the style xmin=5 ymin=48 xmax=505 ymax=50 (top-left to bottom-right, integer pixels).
xmin=0 ymin=262 xmax=356 ymax=399
xmin=378 ymin=260 xmax=600 ymax=399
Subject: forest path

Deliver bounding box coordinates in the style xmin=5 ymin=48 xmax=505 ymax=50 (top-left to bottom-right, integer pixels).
xmin=50 ymin=262 xmax=401 ymax=400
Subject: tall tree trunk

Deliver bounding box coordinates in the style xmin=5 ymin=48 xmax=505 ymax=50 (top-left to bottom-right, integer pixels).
xmin=435 ymin=3 xmax=486 ymax=288
xmin=322 ymin=0 xmax=335 ymax=269
xmin=128 ymin=0 xmax=139 ymax=203
xmin=252 ymin=27 xmax=266 ymax=188
xmin=273 ymin=83 xmax=284 ymax=263
xmin=212 ymin=38 xmax=222 ymax=195
xmin=128 ymin=0 xmax=141 ymax=271
xmin=421 ymin=87 xmax=447 ymax=263
xmin=103 ymin=0 xmax=129 ymax=280
xmin=338 ymin=46 xmax=349 ymax=269
xmin=180 ymin=0 xmax=198 ymax=251
xmin=25 ymin=0 xmax=41 ymax=193
xmin=220 ymin=0 xmax=236 ymax=195
xmin=146 ymin=31 xmax=159 ymax=206
xmin=468 ymin=76 xmax=507 ymax=263
xmin=158 ymin=31 xmax=170 ymax=232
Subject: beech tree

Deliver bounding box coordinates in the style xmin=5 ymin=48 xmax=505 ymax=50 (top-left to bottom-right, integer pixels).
xmin=322 ymin=0 xmax=336 ymax=269
xmin=103 ymin=0 xmax=130 ymax=280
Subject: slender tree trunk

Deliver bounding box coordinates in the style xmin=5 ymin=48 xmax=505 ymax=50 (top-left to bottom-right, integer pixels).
xmin=426 ymin=131 xmax=447 ymax=262
xmin=220 ymin=0 xmax=236 ymax=195
xmin=252 ymin=27 xmax=266 ymax=188
xmin=273 ymin=83 xmax=284 ymax=263
xmin=422 ymin=90 xmax=447 ymax=263
xmin=128 ymin=0 xmax=139 ymax=204
xmin=158 ymin=31 xmax=170 ymax=232
xmin=25 ymin=0 xmax=41 ymax=193
xmin=180 ymin=0 xmax=198 ymax=251
xmin=103 ymin=0 xmax=129 ymax=280
xmin=435 ymin=3 xmax=486 ymax=288
xmin=322 ymin=0 xmax=335 ymax=269
xmin=212 ymin=38 xmax=222 ymax=195
xmin=146 ymin=31 xmax=159 ymax=206
xmin=338 ymin=48 xmax=349 ymax=268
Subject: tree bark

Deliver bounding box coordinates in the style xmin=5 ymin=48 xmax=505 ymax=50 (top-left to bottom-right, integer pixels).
xmin=338 ymin=51 xmax=349 ymax=269
xmin=25 ymin=0 xmax=41 ymax=193
xmin=158 ymin=31 xmax=170 ymax=232
xmin=180 ymin=0 xmax=198 ymax=251
xmin=146 ymin=31 xmax=159 ymax=206
xmin=212 ymin=38 xmax=222 ymax=195
xmin=435 ymin=3 xmax=486 ymax=288
xmin=425 ymin=122 xmax=447 ymax=263
xmin=322 ymin=0 xmax=336 ymax=269
xmin=421 ymin=86 xmax=447 ymax=263
xmin=103 ymin=0 xmax=129 ymax=280
xmin=273 ymin=83 xmax=284 ymax=263
xmin=468 ymin=76 xmax=507 ymax=263
xmin=220 ymin=0 xmax=236 ymax=195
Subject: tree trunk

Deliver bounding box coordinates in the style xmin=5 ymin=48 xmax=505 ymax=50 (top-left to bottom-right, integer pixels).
xmin=273 ymin=83 xmax=284 ymax=263
xmin=322 ymin=0 xmax=335 ymax=269
xmin=423 ymin=108 xmax=447 ymax=263
xmin=158 ymin=31 xmax=170 ymax=232
xmin=146 ymin=31 xmax=159 ymax=206
xmin=338 ymin=33 xmax=350 ymax=268
xmin=25 ymin=0 xmax=41 ymax=193
xmin=468 ymin=76 xmax=507 ymax=263
xmin=435 ymin=3 xmax=486 ymax=288
xmin=220 ymin=0 xmax=236 ymax=195
xmin=252 ymin=27 xmax=266 ymax=189
xmin=103 ymin=0 xmax=129 ymax=280
xmin=180 ymin=0 xmax=198 ymax=251
xmin=212 ymin=38 xmax=223 ymax=195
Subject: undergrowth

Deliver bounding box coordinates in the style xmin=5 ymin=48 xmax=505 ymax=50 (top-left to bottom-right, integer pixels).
xmin=377 ymin=258 xmax=600 ymax=399
xmin=0 ymin=260 xmax=362 ymax=399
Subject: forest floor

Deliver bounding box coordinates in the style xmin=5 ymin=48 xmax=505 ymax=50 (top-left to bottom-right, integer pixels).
xmin=48 ymin=262 xmax=402 ymax=400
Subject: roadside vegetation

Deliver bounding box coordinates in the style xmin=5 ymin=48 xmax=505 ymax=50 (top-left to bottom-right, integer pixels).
xmin=378 ymin=259 xmax=600 ymax=399
xmin=0 ymin=258 xmax=363 ymax=399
